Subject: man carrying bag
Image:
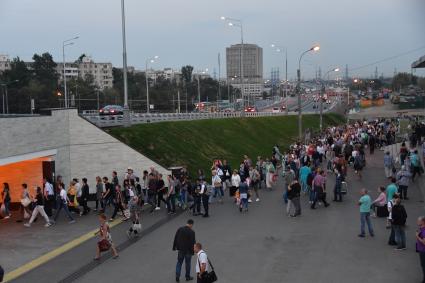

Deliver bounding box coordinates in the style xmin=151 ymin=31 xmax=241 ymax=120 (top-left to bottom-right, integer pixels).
xmin=194 ymin=242 xmax=217 ymax=283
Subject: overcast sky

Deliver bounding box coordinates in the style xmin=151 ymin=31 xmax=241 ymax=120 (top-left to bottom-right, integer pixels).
xmin=1 ymin=0 xmax=424 ymax=79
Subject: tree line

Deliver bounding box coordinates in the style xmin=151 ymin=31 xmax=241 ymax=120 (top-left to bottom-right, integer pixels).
xmin=0 ymin=53 xmax=234 ymax=114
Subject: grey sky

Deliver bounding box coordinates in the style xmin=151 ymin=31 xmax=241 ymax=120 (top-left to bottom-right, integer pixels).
xmin=1 ymin=0 xmax=424 ymax=79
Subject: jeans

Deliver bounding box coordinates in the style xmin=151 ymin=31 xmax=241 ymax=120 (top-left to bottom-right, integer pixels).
xmin=327 ymin=160 xmax=333 ymax=171
xmin=209 ymin=186 xmax=223 ymax=203
xmin=419 ymin=252 xmax=425 ymax=283
xmin=53 ymin=200 xmax=74 ymax=221
xmin=393 ymin=225 xmax=406 ymax=248
xmin=309 ymin=188 xmax=315 ymax=202
xmin=166 ymin=194 xmax=176 ymax=213
xmin=157 ymin=192 xmax=167 ymax=208
xmin=111 ymin=201 xmax=125 ymax=219
xmin=291 ymin=196 xmax=301 ymax=216
xmin=4 ymin=199 xmax=10 ymax=216
xmin=398 ymin=185 xmax=408 ymax=199
xmin=176 ymin=251 xmax=192 ymax=279
xmin=180 ymin=190 xmax=187 ymax=207
xmin=191 ymin=195 xmax=201 ymax=214
xmin=240 ymin=197 xmax=248 ymax=210
xmin=360 ymin=212 xmax=374 ymax=236
xmin=333 ymin=184 xmax=342 ymax=201
xmin=95 ymin=199 xmax=104 ymax=210
xmin=201 ymin=194 xmax=209 ymax=216
xmin=45 ymin=195 xmax=55 ymax=216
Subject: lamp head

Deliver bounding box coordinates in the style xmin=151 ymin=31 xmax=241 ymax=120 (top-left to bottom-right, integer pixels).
xmin=354 ymin=79 xmax=358 ymax=83
xmin=228 ymin=22 xmax=234 ymax=26
xmin=220 ymin=16 xmax=226 ymax=20
xmin=312 ymin=45 xmax=320 ymax=52
xmin=270 ymin=44 xmax=275 ymax=48
xmin=334 ymin=68 xmax=340 ymax=72
xmin=154 ymin=55 xmax=159 ymax=59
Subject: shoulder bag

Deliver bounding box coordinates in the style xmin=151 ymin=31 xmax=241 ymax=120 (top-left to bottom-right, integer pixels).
xmin=199 ymin=253 xmax=217 ymax=283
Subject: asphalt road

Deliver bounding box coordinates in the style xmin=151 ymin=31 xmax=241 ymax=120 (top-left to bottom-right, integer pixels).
xmin=11 ymin=149 xmax=423 ymax=283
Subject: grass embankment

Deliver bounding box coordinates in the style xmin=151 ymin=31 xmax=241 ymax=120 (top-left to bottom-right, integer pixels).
xmin=108 ymin=113 xmax=344 ymax=177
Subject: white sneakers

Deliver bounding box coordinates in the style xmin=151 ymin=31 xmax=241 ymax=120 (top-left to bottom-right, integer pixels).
xmin=24 ymin=223 xmax=31 ymax=227
xmin=155 ymin=207 xmax=161 ymax=211
xmin=256 ymin=198 xmax=260 ymax=202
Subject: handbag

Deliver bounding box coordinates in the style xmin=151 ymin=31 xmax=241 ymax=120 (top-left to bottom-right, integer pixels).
xmin=132 ymin=221 xmax=142 ymax=233
xmin=198 ymin=253 xmax=217 ymax=283
xmin=21 ymin=197 xmax=31 ymax=207
xmin=98 ymin=239 xmax=111 ymax=252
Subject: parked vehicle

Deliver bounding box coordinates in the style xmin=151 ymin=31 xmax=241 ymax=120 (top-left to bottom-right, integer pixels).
xmin=272 ymin=107 xmax=280 ymax=113
xmin=244 ymin=106 xmax=257 ymax=113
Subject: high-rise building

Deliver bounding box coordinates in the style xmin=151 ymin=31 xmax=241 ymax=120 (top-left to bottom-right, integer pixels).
xmin=226 ymin=43 xmax=263 ymax=98
xmin=0 ymin=55 xmax=11 ymax=74
xmin=56 ymin=56 xmax=113 ymax=90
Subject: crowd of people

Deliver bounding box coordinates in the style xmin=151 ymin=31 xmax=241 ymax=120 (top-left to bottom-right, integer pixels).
xmin=0 ymin=117 xmax=424 ymax=282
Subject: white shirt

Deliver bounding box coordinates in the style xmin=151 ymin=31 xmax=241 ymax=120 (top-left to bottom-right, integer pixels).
xmin=200 ymin=183 xmax=207 ymax=194
xmin=231 ymin=174 xmax=241 ymax=187
xmin=59 ymin=189 xmax=67 ymax=202
xmin=196 ymin=250 xmax=208 ymax=273
xmin=44 ymin=182 xmax=54 ymax=196
xmin=75 ymin=182 xmax=82 ymax=197
xmin=212 ymin=175 xmax=222 ymax=187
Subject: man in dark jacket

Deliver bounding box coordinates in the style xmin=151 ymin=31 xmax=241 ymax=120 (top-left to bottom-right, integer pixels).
xmin=173 ymin=219 xmax=196 ymax=282
xmin=80 ymin=178 xmax=90 ymax=215
xmin=391 ymin=197 xmax=407 ymax=250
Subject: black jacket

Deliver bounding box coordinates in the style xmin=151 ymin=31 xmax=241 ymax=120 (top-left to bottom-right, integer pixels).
xmin=81 ymin=184 xmax=89 ymax=200
xmin=392 ymin=204 xmax=407 ymax=226
xmin=173 ymin=226 xmax=195 ymax=254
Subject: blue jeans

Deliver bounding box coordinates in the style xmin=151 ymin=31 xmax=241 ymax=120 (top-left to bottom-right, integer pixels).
xmin=393 ymin=225 xmax=406 ymax=248
xmin=241 ymin=198 xmax=248 ymax=210
xmin=180 ymin=190 xmax=187 ymax=206
xmin=360 ymin=212 xmax=374 ymax=236
xmin=309 ymin=187 xmax=315 ymax=202
xmin=209 ymin=186 xmax=224 ymax=203
xmin=176 ymin=250 xmax=192 ymax=279
xmin=282 ymin=190 xmax=288 ymax=204
xmin=54 ymin=200 xmax=74 ymax=221
xmin=4 ymin=199 xmax=10 ymax=215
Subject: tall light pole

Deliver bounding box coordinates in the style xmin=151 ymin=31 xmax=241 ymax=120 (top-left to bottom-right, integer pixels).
xmin=221 ymin=16 xmax=245 ymax=109
xmin=297 ymin=45 xmax=320 ymax=140
xmin=62 ymin=36 xmax=79 ymax=108
xmin=196 ymin=68 xmax=208 ymax=111
xmin=121 ymin=0 xmax=130 ymax=126
xmin=271 ymin=44 xmax=288 ymax=98
xmin=0 ymin=80 xmax=19 ymax=114
xmin=319 ymin=67 xmax=339 ymax=131
xmin=145 ymin=55 xmax=159 ymax=113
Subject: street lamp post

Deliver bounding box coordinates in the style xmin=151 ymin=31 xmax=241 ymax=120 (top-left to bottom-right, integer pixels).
xmin=62 ymin=36 xmax=79 ymax=108
xmin=221 ymin=16 xmax=245 ymax=109
xmin=121 ymin=0 xmax=130 ymax=127
xmin=319 ymin=68 xmax=339 ymax=131
xmin=1 ymin=80 xmax=19 ymax=114
xmin=196 ymin=68 xmax=209 ymax=112
xmin=145 ymin=56 xmax=159 ymax=113
xmin=297 ymin=45 xmax=320 ymax=140
xmin=271 ymin=44 xmax=288 ymax=98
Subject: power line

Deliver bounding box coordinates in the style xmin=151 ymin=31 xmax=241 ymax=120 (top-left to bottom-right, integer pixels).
xmin=348 ymin=45 xmax=425 ymax=72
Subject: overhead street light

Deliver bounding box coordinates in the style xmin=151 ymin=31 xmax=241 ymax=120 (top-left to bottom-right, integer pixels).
xmin=62 ymin=36 xmax=79 ymax=109
xmin=145 ymin=55 xmax=159 ymax=114
xmin=221 ymin=16 xmax=246 ymax=108
xmin=297 ymin=44 xmax=320 ymax=140
xmin=319 ymin=67 xmax=340 ymax=131
xmin=121 ymin=0 xmax=130 ymax=127
xmin=270 ymin=44 xmax=288 ymax=98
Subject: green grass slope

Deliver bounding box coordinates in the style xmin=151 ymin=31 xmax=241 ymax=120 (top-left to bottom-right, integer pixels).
xmin=108 ymin=113 xmax=344 ymax=177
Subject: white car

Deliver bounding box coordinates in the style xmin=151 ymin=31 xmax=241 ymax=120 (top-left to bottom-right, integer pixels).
xmin=326 ymin=99 xmax=331 ymax=104
xmin=272 ymin=107 xmax=280 ymax=113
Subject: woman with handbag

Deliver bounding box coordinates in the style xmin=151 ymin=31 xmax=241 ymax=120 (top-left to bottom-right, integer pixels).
xmin=17 ymin=183 xmax=32 ymax=223
xmin=126 ymin=190 xmax=142 ymax=237
xmin=24 ymin=187 xmax=51 ymax=227
xmin=94 ymin=213 xmax=118 ymax=260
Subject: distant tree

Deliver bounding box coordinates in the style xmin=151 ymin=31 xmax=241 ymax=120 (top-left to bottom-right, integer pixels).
xmin=32 ymin=52 xmax=58 ymax=84
xmin=418 ymin=77 xmax=425 ymax=90
xmin=181 ymin=65 xmax=193 ymax=84
xmin=76 ymin=54 xmax=87 ymax=63
xmin=392 ymin=72 xmax=416 ymax=90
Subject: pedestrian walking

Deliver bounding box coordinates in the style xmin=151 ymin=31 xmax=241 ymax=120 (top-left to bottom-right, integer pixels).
xmin=43 ymin=178 xmax=55 ymax=217
xmin=80 ymin=178 xmax=91 ymax=215
xmin=333 ymin=168 xmax=344 ymax=202
xmin=238 ymin=180 xmax=249 ymax=213
xmin=166 ymin=175 xmax=177 ymax=215
xmin=173 ymin=219 xmax=196 ymax=282
xmin=384 ymin=151 xmax=394 ymax=179
xmin=110 ymin=184 xmax=127 ymax=221
xmin=249 ymin=166 xmax=260 ymax=202
xmin=391 ymin=197 xmax=407 ymax=250
xmin=415 ymin=216 xmax=425 ymax=283
xmin=358 ymin=188 xmax=374 ymax=238
xmin=311 ymin=170 xmax=329 ymax=209
xmin=230 ymin=170 xmax=241 ymax=197
xmin=1 ymin=183 xmax=11 ymax=219
xmin=24 ymin=187 xmax=51 ymax=227
xmin=194 ymin=243 xmax=210 ymax=283
xmin=126 ymin=190 xmax=142 ymax=237
xmin=287 ymin=180 xmax=301 ymax=217
xmin=16 ymin=183 xmax=32 ymax=223
xmin=94 ymin=213 xmax=118 ymax=260
xmin=282 ymin=166 xmax=295 ymax=204
xmin=52 ymin=183 xmax=75 ymax=224
xmin=200 ymin=180 xmax=209 ymax=218
xmin=94 ymin=176 xmax=104 ymax=212
xmin=396 ymin=165 xmax=412 ymax=200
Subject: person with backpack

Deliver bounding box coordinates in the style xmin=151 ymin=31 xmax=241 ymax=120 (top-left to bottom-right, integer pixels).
xmin=391 ymin=196 xmax=407 ymax=250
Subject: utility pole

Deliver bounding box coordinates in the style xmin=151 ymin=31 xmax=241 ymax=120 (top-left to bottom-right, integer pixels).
xmin=218 ymin=53 xmax=221 ymax=110
xmin=177 ymin=90 xmax=181 ymax=113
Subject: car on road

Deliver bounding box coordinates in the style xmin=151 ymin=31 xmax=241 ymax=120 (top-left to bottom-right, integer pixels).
xmin=272 ymin=107 xmax=280 ymax=113
xmin=281 ymin=105 xmax=286 ymax=111
xmin=99 ymin=105 xmax=124 ymax=116
xmin=244 ymin=106 xmax=257 ymax=113
xmin=326 ymin=99 xmax=331 ymax=104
